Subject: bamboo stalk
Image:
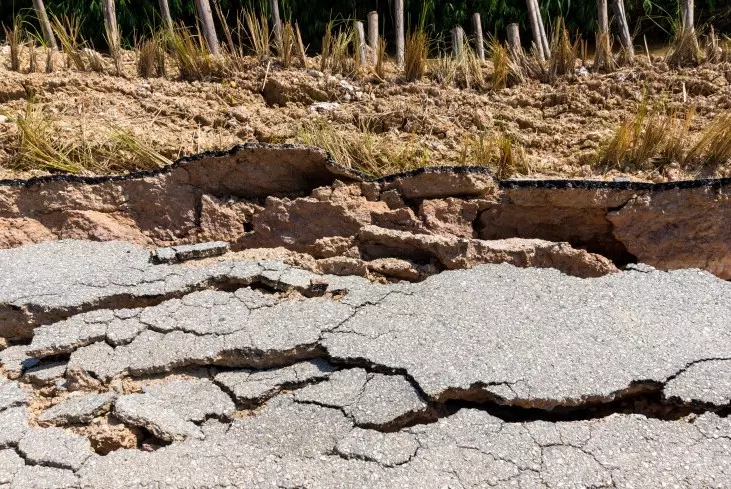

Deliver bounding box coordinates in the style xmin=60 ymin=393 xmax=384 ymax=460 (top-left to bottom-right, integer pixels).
xmin=194 ymin=0 xmax=220 ymax=55
xmin=270 ymin=0 xmax=282 ymax=51
xmin=368 ymin=11 xmax=378 ymax=65
xmin=526 ymin=0 xmax=545 ymax=61
xmin=32 ymin=0 xmax=57 ymax=50
xmin=507 ymin=23 xmax=523 ymax=58
xmin=452 ymin=26 xmax=464 ymax=57
xmin=158 ymin=0 xmax=173 ymax=30
xmin=472 ymin=13 xmax=484 ymax=61
xmin=611 ymin=0 xmax=634 ymax=62
xmin=395 ymin=0 xmax=404 ymax=68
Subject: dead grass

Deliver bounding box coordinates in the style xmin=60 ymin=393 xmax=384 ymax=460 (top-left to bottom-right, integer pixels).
xmin=244 ymin=9 xmax=270 ymax=59
xmin=299 ymin=119 xmax=428 ymax=176
xmin=3 ymin=19 xmax=22 ymax=72
xmin=488 ymin=35 xmax=523 ymax=89
xmin=137 ymin=33 xmax=166 ymax=78
xmin=594 ymin=32 xmax=616 ymax=72
xmin=320 ymin=22 xmax=355 ymax=77
xmin=404 ymin=29 xmax=428 ymax=82
xmin=51 ymin=14 xmax=85 ymax=71
xmin=375 ymin=37 xmax=386 ymax=80
xmin=599 ymin=103 xmax=731 ymax=172
xmin=548 ymin=18 xmax=578 ymax=80
xmin=667 ymin=23 xmax=701 ymax=67
xmin=278 ymin=22 xmax=296 ymax=68
xmin=8 ymin=102 xmax=170 ymax=174
xmin=460 ymin=133 xmax=531 ymax=178
xmin=169 ymin=24 xmax=228 ymax=81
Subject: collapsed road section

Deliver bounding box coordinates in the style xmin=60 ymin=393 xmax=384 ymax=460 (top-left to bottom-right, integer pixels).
xmin=0 ymin=240 xmax=730 ymax=488
xmin=0 ymin=143 xmax=728 ymax=280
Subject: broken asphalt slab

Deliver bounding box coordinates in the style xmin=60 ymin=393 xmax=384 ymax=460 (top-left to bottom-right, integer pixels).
xmin=0 ymin=239 xmax=730 ymax=487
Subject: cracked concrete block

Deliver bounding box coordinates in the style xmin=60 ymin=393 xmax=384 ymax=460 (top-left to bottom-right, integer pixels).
xmin=335 ymin=428 xmax=419 ymax=467
xmin=18 ymin=427 xmax=93 ymax=471
xmin=214 ymin=359 xmax=335 ymax=405
xmin=152 ymin=241 xmax=231 ymax=264
xmin=0 ymin=346 xmax=39 ymax=378
xmin=0 ymin=407 xmax=28 ymax=448
xmin=228 ymin=396 xmax=352 ymax=458
xmin=39 ymin=393 xmax=116 ymax=425
xmin=294 ymin=369 xmax=429 ymax=427
xmin=28 ymin=315 xmax=108 ymax=358
xmin=0 ymin=381 xmax=27 ymax=413
xmin=23 ymin=362 xmax=67 ymax=386
xmin=0 ymin=449 xmax=23 ymax=484
xmin=9 ymin=465 xmax=79 ymax=489
xmin=113 ymin=394 xmax=203 ymax=442
xmin=664 ymin=359 xmax=731 ymax=406
xmin=541 ymin=445 xmax=613 ymax=489
xmin=142 ymin=378 xmax=235 ymax=422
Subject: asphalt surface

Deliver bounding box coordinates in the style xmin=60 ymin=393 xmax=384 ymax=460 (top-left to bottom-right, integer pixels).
xmin=0 ymin=240 xmax=730 ymax=488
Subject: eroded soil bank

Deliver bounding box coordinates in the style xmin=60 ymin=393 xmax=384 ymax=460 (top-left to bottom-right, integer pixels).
xmin=0 ymin=143 xmax=728 ymax=279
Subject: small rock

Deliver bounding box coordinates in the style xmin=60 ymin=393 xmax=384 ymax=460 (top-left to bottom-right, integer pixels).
xmin=308 ymin=101 xmax=340 ymax=113
xmin=151 ymin=241 xmax=230 ymax=264
xmin=39 ymin=393 xmax=116 ymax=425
xmin=18 ymin=427 xmax=93 ymax=471
xmin=24 ymin=362 xmax=67 ymax=386
xmin=114 ymin=394 xmax=204 ymax=442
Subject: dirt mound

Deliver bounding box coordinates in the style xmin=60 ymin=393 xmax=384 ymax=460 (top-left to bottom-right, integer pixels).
xmin=0 ymin=144 xmax=727 ymax=279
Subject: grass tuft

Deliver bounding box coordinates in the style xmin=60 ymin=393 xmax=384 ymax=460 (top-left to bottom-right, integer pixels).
xmin=244 ymin=9 xmax=270 ymax=60
xmin=404 ymin=29 xmax=428 ymax=82
xmin=51 ymin=14 xmax=85 ymax=71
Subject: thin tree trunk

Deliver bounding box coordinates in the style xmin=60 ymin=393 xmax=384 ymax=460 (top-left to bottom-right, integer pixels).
xmin=355 ymin=21 xmax=366 ymax=67
xmin=681 ymin=0 xmax=694 ymax=30
xmin=507 ymin=23 xmax=523 ymax=57
xmin=368 ymin=11 xmax=378 ymax=65
xmin=158 ymin=0 xmax=173 ymax=30
xmin=395 ymin=0 xmax=404 ymax=68
xmin=270 ymin=0 xmax=282 ymax=50
xmin=451 ymin=26 xmax=464 ymax=57
xmin=101 ymin=0 xmax=119 ymax=52
xmin=597 ymin=0 xmax=609 ymax=34
xmin=526 ymin=0 xmax=545 ymax=60
xmin=611 ymin=0 xmax=634 ymax=62
xmin=535 ymin=0 xmax=551 ymax=58
xmin=472 ymin=13 xmax=485 ymax=61
xmin=31 ymin=0 xmax=57 ymax=50
xmin=194 ymin=0 xmax=219 ymax=55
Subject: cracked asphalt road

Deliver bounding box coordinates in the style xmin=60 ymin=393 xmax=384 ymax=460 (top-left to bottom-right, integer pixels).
xmin=0 ymin=240 xmax=730 ymax=488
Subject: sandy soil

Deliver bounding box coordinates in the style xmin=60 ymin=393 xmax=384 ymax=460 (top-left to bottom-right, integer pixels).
xmin=0 ymin=47 xmax=729 ymax=181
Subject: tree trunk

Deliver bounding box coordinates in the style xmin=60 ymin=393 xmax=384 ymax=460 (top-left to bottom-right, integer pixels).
xmin=681 ymin=0 xmax=694 ymax=30
xmin=451 ymin=26 xmax=464 ymax=57
xmin=507 ymin=23 xmax=523 ymax=57
xmin=194 ymin=0 xmax=219 ymax=55
xmin=368 ymin=11 xmax=378 ymax=65
xmin=526 ymin=0 xmax=545 ymax=60
xmin=101 ymin=0 xmax=119 ymax=53
xmin=270 ymin=0 xmax=282 ymax=50
xmin=535 ymin=0 xmax=551 ymax=58
xmin=31 ymin=0 xmax=57 ymax=50
xmin=395 ymin=0 xmax=404 ymax=68
xmin=158 ymin=0 xmax=173 ymax=29
xmin=472 ymin=13 xmax=484 ymax=61
xmin=355 ymin=21 xmax=367 ymax=67
xmin=611 ymin=0 xmax=634 ymax=62
xmin=597 ymin=0 xmax=609 ymax=34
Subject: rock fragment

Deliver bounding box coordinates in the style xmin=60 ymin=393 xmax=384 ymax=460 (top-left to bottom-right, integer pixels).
xmin=214 ymin=359 xmax=336 ymax=405
xmin=39 ymin=393 xmax=116 ymax=425
xmin=294 ymin=369 xmax=430 ymax=428
xmin=18 ymin=427 xmax=93 ymax=470
xmin=141 ymin=378 xmax=235 ymax=422
xmin=113 ymin=394 xmax=203 ymax=442
xmin=335 ymin=428 xmax=419 ymax=467
xmin=23 ymin=362 xmax=67 ymax=386
xmin=0 ymin=407 xmax=28 ymax=448
xmin=0 ymin=346 xmax=39 ymax=378
xmin=664 ymin=359 xmax=731 ymax=406
xmin=152 ymin=241 xmax=230 ymax=264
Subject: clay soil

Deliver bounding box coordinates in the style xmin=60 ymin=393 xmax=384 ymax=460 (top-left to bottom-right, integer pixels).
xmin=0 ymin=48 xmax=730 ymax=181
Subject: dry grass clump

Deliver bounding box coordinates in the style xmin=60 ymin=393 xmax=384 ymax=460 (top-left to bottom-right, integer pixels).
xmin=375 ymin=37 xmax=387 ymax=79
xmin=430 ymin=42 xmax=485 ymax=90
xmin=9 ymin=102 xmax=170 ymax=174
xmin=404 ymin=29 xmax=428 ymax=82
xmin=169 ymin=24 xmax=228 ymax=80
xmin=299 ymin=119 xmax=428 ymax=176
xmin=320 ymin=22 xmax=356 ymax=77
xmin=548 ymin=18 xmax=579 ymax=81
xmin=244 ymin=9 xmax=270 ymax=59
xmin=277 ymin=22 xmax=296 ymax=68
xmin=667 ymin=21 xmax=701 ymax=67
xmin=488 ymin=35 xmax=523 ymax=89
xmin=598 ymin=103 xmax=731 ymax=172
xmin=460 ymin=133 xmax=530 ymax=178
xmin=51 ymin=14 xmax=86 ymax=70
xmin=137 ymin=33 xmax=167 ymax=78
xmin=3 ymin=18 xmax=23 ymax=72
xmin=593 ymin=32 xmax=616 ymax=72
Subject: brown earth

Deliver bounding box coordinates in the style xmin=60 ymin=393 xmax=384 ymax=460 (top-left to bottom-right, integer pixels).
xmin=0 ymin=50 xmax=730 ymax=181
xmin=0 ymin=144 xmax=726 ymax=280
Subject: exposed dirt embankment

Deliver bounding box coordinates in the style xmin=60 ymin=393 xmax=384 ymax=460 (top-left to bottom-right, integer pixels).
xmin=0 ymin=143 xmax=727 ymax=279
